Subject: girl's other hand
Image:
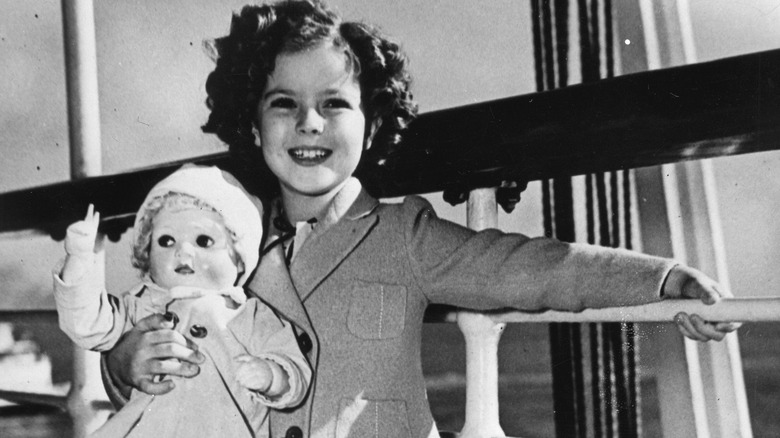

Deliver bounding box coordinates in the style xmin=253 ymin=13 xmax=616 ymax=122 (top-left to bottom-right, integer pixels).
xmin=662 ymin=265 xmax=741 ymax=341
xmin=106 ymin=313 xmax=205 ymax=396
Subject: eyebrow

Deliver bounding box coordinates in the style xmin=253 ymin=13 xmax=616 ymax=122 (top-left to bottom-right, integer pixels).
xmin=262 ymin=85 xmax=355 ymax=101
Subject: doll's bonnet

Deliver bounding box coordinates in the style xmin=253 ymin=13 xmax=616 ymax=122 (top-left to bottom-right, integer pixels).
xmin=134 ymin=164 xmax=263 ymax=287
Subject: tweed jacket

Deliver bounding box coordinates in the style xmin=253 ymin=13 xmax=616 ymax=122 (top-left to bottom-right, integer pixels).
xmin=243 ymin=181 xmax=676 ymax=438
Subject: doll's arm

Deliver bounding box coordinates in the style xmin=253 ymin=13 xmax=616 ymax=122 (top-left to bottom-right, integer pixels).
xmin=232 ymin=300 xmax=311 ymax=408
xmin=235 ymin=355 xmax=290 ymax=397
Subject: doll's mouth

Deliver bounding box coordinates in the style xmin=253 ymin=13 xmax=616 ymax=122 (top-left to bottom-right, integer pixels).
xmin=175 ymin=265 xmax=194 ymax=274
xmin=289 ymin=147 xmax=331 ymax=166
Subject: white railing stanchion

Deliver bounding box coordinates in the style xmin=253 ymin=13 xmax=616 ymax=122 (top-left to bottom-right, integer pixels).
xmin=457 ymin=188 xmax=506 ymax=438
xmin=61 ymin=0 xmax=111 ymax=435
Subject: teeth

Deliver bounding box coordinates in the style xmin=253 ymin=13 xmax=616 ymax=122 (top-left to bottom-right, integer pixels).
xmin=291 ymin=149 xmax=328 ymax=159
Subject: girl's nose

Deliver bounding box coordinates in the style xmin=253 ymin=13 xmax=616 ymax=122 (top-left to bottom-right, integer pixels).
xmin=297 ymin=108 xmax=324 ymax=135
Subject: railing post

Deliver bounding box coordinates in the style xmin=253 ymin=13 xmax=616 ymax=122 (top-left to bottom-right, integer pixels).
xmin=61 ymin=0 xmax=110 ymax=436
xmin=457 ymin=188 xmax=506 ymax=438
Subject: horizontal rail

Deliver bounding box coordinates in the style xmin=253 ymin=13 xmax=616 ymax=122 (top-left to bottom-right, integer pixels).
xmin=0 ymin=390 xmax=68 ymax=410
xmin=426 ymin=297 xmax=780 ymax=324
xmin=2 ymin=48 xmax=780 ymax=236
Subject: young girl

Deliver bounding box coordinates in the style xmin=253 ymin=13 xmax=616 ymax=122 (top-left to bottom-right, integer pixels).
xmin=54 ymin=164 xmax=310 ymax=437
xmin=104 ymin=2 xmax=737 ymax=437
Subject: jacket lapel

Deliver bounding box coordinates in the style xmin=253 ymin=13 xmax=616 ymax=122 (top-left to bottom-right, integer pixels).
xmin=290 ymin=187 xmax=379 ymax=301
xmin=246 ymin=243 xmax=314 ymax=335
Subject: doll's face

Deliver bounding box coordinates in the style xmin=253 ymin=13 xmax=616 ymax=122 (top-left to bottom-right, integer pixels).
xmin=149 ymin=207 xmax=240 ymax=291
xmin=256 ymin=42 xmax=366 ymax=204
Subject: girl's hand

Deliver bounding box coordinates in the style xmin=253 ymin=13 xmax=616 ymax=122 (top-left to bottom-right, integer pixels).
xmin=235 ymin=355 xmax=273 ymax=393
xmin=662 ymin=265 xmax=741 ymax=341
xmin=106 ymin=313 xmax=205 ymax=396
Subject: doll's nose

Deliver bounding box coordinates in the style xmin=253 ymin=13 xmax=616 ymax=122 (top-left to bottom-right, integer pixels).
xmin=297 ymin=108 xmax=324 ymax=135
xmin=175 ymin=242 xmax=195 ymax=258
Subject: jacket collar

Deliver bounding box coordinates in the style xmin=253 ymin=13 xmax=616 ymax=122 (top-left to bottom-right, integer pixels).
xmin=288 ymin=178 xmax=379 ymax=301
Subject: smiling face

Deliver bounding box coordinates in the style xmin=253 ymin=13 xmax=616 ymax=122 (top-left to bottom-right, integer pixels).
xmin=148 ymin=207 xmax=240 ymax=291
xmin=257 ymin=42 xmax=366 ymax=214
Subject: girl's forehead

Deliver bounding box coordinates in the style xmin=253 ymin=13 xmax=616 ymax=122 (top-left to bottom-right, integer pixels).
xmin=267 ymin=43 xmax=357 ymax=90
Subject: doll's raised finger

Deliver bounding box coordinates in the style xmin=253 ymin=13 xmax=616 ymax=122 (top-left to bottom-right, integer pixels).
xmin=85 ymin=204 xmax=94 ymax=221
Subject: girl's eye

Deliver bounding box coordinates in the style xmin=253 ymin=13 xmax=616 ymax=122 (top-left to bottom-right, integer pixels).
xmin=323 ymin=98 xmax=351 ymax=109
xmin=268 ymin=97 xmax=296 ymax=109
xmin=157 ymin=235 xmax=175 ymax=248
xmin=196 ymin=235 xmax=215 ymax=248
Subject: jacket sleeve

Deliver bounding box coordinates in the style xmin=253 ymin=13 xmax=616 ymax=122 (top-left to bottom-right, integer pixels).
xmin=401 ymin=196 xmax=676 ymax=312
xmin=52 ymin=259 xmax=136 ymax=351
xmin=229 ymin=299 xmax=312 ymax=409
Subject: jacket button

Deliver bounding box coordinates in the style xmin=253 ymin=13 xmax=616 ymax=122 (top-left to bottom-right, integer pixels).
xmin=189 ymin=325 xmax=208 ymax=338
xmin=297 ymin=333 xmax=312 ymax=354
xmin=285 ymin=426 xmax=303 ymax=438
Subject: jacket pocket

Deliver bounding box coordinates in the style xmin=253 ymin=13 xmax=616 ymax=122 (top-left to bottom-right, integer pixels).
xmin=336 ymin=397 xmax=411 ymax=438
xmin=347 ymin=282 xmax=407 ymax=339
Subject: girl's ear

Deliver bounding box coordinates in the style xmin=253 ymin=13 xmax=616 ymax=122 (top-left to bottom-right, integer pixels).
xmin=252 ymin=125 xmax=262 ymax=147
xmin=364 ymin=119 xmax=382 ymax=150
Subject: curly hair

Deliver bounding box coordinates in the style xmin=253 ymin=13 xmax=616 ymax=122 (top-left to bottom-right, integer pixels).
xmin=201 ymin=0 xmax=418 ymax=196
xmin=132 ymin=193 xmax=240 ymax=275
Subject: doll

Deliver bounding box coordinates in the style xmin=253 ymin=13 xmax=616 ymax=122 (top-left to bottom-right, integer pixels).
xmin=53 ymin=164 xmax=310 ymax=437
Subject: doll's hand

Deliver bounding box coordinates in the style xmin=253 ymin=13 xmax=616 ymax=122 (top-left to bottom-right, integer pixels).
xmin=65 ymin=204 xmax=100 ymax=256
xmin=662 ymin=265 xmax=741 ymax=341
xmin=235 ymin=355 xmax=273 ymax=393
xmin=106 ymin=313 xmax=205 ymax=396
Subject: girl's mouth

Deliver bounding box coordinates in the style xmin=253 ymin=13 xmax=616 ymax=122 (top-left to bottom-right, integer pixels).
xmin=288 ymin=147 xmax=332 ymax=166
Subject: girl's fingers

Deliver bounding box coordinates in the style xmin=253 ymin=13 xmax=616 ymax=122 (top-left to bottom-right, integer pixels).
xmin=137 ymin=377 xmax=175 ymax=396
xmin=689 ymin=314 xmax=726 ymax=341
xmin=134 ymin=313 xmax=175 ymax=333
xmin=675 ymin=312 xmax=709 ymax=341
xmin=715 ymin=321 xmax=741 ymax=333
xmin=151 ymin=341 xmax=205 ymax=365
xmin=150 ymin=358 xmax=201 ymax=378
xmin=85 ymin=204 xmax=94 ymax=221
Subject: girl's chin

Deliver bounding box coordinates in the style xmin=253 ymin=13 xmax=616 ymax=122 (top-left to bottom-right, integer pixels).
xmin=282 ymin=181 xmax=343 ymax=198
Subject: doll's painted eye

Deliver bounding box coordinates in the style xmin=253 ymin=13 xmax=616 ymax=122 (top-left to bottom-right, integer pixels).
xmin=157 ymin=235 xmax=175 ymax=248
xmin=196 ymin=234 xmax=215 ymax=248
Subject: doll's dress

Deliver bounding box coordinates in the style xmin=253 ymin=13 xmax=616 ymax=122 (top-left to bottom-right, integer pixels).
xmin=90 ymin=288 xmax=282 ymax=438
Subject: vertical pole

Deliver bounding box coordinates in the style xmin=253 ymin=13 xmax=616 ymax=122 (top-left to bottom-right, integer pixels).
xmin=457 ymin=188 xmax=506 ymax=438
xmin=62 ymin=0 xmax=102 ymax=179
xmin=61 ymin=0 xmax=110 ymax=436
